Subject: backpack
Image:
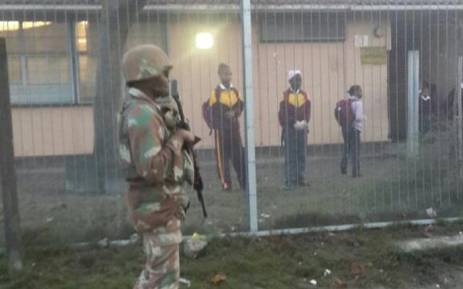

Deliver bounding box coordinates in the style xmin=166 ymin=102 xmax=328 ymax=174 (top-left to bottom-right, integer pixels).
xmin=334 ymin=98 xmax=354 ymax=127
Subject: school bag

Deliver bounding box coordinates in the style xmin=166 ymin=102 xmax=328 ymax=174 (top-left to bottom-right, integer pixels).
xmin=334 ymin=98 xmax=354 ymax=127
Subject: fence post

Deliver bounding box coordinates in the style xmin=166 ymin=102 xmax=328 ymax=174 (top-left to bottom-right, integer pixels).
xmin=240 ymin=0 xmax=258 ymax=232
xmin=0 ymin=38 xmax=23 ymax=272
xmin=407 ymin=51 xmax=420 ymax=156
xmin=457 ymin=56 xmax=463 ymax=161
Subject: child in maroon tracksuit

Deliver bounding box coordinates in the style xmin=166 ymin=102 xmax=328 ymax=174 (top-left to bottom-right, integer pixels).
xmin=278 ymin=70 xmax=311 ymax=189
xmin=203 ymin=63 xmax=245 ymax=191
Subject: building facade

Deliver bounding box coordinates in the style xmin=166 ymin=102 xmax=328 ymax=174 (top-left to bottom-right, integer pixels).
xmin=1 ymin=1 xmax=461 ymax=156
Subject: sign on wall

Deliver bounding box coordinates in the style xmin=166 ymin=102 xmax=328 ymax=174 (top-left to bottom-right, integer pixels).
xmin=354 ymin=34 xmax=369 ymax=47
xmin=360 ymin=47 xmax=387 ymax=65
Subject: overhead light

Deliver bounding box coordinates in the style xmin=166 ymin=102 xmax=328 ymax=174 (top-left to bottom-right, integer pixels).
xmin=195 ymin=32 xmax=214 ymax=49
xmin=76 ymin=21 xmax=88 ymax=36
xmin=0 ymin=21 xmax=19 ymax=32
xmin=22 ymin=21 xmax=51 ymax=30
xmin=0 ymin=21 xmax=51 ymax=32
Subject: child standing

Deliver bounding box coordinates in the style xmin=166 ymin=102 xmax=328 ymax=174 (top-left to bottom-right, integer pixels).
xmin=278 ymin=70 xmax=311 ymax=189
xmin=418 ymin=82 xmax=433 ymax=135
xmin=335 ymin=85 xmax=363 ymax=178
xmin=202 ymin=63 xmax=246 ymax=191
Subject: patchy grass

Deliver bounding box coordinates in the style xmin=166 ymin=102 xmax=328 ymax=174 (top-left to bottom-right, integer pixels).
xmin=2 ymin=223 xmax=463 ymax=289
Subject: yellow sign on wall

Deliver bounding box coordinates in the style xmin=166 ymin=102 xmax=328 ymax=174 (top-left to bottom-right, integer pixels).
xmin=360 ymin=47 xmax=387 ymax=65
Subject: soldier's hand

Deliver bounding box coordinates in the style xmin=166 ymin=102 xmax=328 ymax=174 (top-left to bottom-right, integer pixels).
xmin=176 ymin=129 xmax=195 ymax=144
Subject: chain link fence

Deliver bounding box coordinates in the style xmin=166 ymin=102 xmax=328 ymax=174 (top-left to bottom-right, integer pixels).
xmin=1 ymin=0 xmax=463 ymax=245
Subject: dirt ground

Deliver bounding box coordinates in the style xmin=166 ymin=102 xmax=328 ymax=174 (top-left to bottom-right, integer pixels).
xmin=2 ymin=223 xmax=463 ymax=289
xmin=1 ymin=142 xmax=462 ymax=244
xmin=2 ymin=129 xmax=462 ymax=289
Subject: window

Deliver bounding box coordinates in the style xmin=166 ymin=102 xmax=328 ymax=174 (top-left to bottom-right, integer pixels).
xmin=0 ymin=21 xmax=73 ymax=105
xmin=260 ymin=13 xmax=346 ymax=43
xmin=76 ymin=21 xmax=97 ymax=104
xmin=74 ymin=20 xmax=167 ymax=104
xmin=0 ymin=19 xmax=167 ymax=105
xmin=7 ymin=56 xmax=21 ymax=84
xmin=27 ymin=56 xmax=69 ymax=85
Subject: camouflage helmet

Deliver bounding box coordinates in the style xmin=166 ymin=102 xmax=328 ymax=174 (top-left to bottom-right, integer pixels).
xmin=122 ymin=44 xmax=172 ymax=83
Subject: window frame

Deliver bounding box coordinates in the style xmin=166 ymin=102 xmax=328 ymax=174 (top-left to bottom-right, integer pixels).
xmin=5 ymin=20 xmax=81 ymax=106
xmin=259 ymin=13 xmax=346 ymax=43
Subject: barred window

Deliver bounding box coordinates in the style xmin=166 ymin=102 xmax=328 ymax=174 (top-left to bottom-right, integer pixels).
xmin=0 ymin=21 xmax=73 ymax=105
xmin=260 ymin=13 xmax=346 ymax=43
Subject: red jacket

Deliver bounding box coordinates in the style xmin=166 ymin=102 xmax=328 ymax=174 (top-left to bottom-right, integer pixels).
xmin=278 ymin=88 xmax=311 ymax=129
xmin=204 ymin=85 xmax=243 ymax=132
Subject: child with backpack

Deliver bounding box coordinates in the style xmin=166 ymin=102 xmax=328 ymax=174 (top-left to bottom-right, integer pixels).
xmin=335 ymin=85 xmax=363 ymax=178
xmin=202 ymin=63 xmax=246 ymax=191
xmin=278 ymin=70 xmax=311 ymax=190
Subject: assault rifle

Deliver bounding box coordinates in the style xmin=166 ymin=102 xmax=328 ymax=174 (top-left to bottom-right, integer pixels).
xmin=170 ymin=80 xmax=208 ymax=218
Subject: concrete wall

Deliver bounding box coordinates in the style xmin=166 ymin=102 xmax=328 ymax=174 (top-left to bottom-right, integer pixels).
xmin=12 ymin=106 xmax=94 ymax=157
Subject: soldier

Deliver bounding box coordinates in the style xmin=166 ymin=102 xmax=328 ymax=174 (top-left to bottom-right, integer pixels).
xmin=118 ymin=44 xmax=196 ymax=289
xmin=202 ymin=63 xmax=246 ymax=191
xmin=278 ymin=70 xmax=311 ymax=190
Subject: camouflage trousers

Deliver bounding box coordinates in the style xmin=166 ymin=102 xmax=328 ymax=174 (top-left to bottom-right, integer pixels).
xmin=134 ymin=229 xmax=181 ymax=289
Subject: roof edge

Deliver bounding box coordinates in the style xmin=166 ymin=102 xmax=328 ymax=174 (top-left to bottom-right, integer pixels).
xmin=1 ymin=3 xmax=462 ymax=13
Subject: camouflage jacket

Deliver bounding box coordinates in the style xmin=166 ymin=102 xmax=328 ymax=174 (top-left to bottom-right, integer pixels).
xmin=118 ymin=87 xmax=194 ymax=243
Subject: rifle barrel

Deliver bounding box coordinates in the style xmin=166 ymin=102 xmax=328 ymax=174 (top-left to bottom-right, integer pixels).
xmin=171 ymin=87 xmax=208 ymax=219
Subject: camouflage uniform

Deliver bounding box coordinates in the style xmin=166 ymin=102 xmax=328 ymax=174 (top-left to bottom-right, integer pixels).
xmin=118 ymin=45 xmax=194 ymax=289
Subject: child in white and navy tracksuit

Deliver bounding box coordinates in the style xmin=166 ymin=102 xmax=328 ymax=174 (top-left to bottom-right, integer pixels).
xmin=340 ymin=85 xmax=364 ymax=178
